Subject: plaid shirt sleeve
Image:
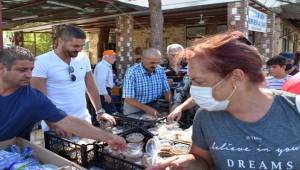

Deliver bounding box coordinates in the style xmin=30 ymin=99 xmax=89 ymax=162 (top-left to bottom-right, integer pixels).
xmin=161 ymin=69 xmax=171 ymax=93
xmin=122 ymin=69 xmax=135 ymax=99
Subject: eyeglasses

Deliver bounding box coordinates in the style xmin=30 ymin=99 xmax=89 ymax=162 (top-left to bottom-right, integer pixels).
xmin=68 ymin=66 xmax=76 ymax=82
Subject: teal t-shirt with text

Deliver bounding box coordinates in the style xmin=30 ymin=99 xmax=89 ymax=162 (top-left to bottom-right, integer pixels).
xmin=193 ymin=94 xmax=300 ymax=170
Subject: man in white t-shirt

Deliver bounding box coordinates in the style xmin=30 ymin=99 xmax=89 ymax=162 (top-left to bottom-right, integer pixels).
xmin=31 ymin=25 xmax=115 ymax=131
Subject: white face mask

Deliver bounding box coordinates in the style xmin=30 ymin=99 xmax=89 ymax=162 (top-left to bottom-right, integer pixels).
xmin=190 ymin=78 xmax=236 ymax=111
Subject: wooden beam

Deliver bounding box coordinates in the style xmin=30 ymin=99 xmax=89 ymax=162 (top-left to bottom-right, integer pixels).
xmin=3 ymin=0 xmax=46 ymax=13
xmin=77 ymin=20 xmax=116 ymax=27
xmin=8 ymin=3 xmax=228 ymax=32
xmin=280 ymin=13 xmax=300 ymax=20
xmin=11 ymin=10 xmax=148 ymax=32
xmin=132 ymin=8 xmax=227 ymax=23
xmin=164 ymin=7 xmax=227 ymax=17
xmin=249 ymin=0 xmax=273 ymax=13
xmin=135 ymin=12 xmax=227 ymax=21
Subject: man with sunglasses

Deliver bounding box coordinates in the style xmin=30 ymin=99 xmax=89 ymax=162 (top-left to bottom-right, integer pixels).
xmin=31 ymin=25 xmax=115 ymax=132
xmin=0 ymin=46 xmax=126 ymax=152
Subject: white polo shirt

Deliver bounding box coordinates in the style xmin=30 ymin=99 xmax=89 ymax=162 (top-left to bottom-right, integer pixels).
xmin=32 ymin=51 xmax=92 ymax=129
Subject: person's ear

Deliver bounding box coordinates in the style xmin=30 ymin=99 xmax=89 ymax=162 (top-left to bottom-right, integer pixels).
xmin=230 ymin=69 xmax=245 ymax=86
xmin=57 ymin=38 xmax=64 ymax=46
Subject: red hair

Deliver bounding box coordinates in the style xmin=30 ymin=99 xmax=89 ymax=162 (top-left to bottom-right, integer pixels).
xmin=186 ymin=31 xmax=265 ymax=84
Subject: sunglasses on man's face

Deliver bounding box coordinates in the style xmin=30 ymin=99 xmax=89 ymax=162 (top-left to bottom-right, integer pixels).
xmin=68 ymin=66 xmax=76 ymax=82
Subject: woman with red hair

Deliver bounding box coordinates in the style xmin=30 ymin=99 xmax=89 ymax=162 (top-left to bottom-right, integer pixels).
xmin=148 ymin=31 xmax=300 ymax=170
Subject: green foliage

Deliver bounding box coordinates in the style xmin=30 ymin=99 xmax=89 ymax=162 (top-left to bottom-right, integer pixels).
xmin=23 ymin=32 xmax=53 ymax=56
xmin=3 ymin=31 xmax=13 ymax=46
xmin=35 ymin=33 xmax=53 ymax=56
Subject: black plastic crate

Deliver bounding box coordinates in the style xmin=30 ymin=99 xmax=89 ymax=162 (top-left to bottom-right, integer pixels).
xmin=44 ymin=131 xmax=95 ymax=167
xmin=95 ymin=127 xmax=154 ymax=170
xmin=96 ymin=114 xmax=143 ymax=136
xmin=113 ymin=111 xmax=167 ymax=129
xmin=104 ymin=113 xmax=142 ymax=130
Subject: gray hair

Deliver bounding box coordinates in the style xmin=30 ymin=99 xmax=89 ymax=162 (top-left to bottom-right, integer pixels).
xmin=167 ymin=44 xmax=184 ymax=54
xmin=0 ymin=46 xmax=34 ymax=70
xmin=143 ymin=48 xmax=161 ymax=58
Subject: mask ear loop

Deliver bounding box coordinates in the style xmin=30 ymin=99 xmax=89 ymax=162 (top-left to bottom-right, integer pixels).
xmin=213 ymin=72 xmax=234 ymax=89
xmin=226 ymin=85 xmax=237 ymax=100
xmin=212 ymin=78 xmax=226 ymax=89
xmin=213 ymin=74 xmax=236 ymax=100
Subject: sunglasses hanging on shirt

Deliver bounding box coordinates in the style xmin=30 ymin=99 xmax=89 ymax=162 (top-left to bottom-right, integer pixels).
xmin=68 ymin=65 xmax=76 ymax=82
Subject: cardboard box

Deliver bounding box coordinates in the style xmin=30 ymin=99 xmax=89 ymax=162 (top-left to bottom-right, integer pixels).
xmin=0 ymin=137 xmax=86 ymax=170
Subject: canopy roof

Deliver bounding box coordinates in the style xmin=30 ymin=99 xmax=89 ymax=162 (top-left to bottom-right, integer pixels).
xmin=2 ymin=0 xmax=145 ymax=30
xmin=2 ymin=0 xmax=299 ymax=31
xmin=277 ymin=2 xmax=300 ymax=28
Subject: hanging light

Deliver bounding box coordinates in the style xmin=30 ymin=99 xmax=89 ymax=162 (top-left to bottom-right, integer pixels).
xmin=198 ymin=14 xmax=205 ymax=25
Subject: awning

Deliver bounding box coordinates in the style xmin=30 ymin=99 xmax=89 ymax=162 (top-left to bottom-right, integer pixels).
xmin=2 ymin=0 xmax=146 ymax=30
xmin=276 ymin=2 xmax=300 ymax=28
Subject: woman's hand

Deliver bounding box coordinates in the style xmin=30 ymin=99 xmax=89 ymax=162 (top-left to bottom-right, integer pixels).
xmin=146 ymin=155 xmax=200 ymax=170
xmin=167 ymin=107 xmax=183 ymax=122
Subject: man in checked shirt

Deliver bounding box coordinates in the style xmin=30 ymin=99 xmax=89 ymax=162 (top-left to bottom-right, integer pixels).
xmin=122 ymin=48 xmax=172 ymax=116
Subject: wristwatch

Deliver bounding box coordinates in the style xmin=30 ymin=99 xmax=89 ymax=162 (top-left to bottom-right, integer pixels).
xmin=96 ymin=108 xmax=106 ymax=115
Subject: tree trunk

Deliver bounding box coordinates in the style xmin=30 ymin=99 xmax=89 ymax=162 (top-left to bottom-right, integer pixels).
xmin=12 ymin=32 xmax=24 ymax=47
xmin=97 ymin=27 xmax=110 ymax=60
xmin=148 ymin=0 xmax=164 ymax=53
